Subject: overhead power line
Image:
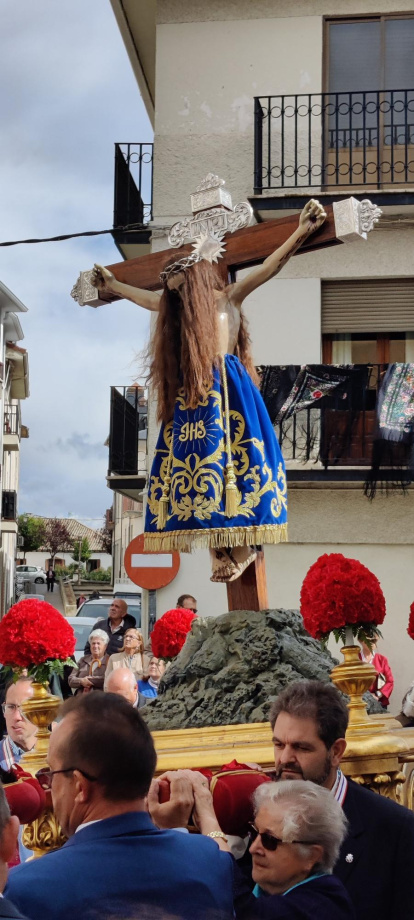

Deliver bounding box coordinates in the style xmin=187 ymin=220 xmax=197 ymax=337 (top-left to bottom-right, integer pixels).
xmin=0 ymin=223 xmax=169 ymax=248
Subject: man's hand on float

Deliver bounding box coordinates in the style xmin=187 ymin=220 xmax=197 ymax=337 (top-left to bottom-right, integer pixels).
xmin=299 ymin=199 xmax=327 ymax=235
xmin=147 ymin=770 xmax=195 ymax=828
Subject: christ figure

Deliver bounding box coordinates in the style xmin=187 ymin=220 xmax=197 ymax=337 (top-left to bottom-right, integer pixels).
xmin=91 ymin=199 xmax=326 ymax=582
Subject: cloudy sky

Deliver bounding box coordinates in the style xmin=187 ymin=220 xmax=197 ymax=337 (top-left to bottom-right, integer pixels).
xmin=0 ymin=0 xmax=152 ymax=526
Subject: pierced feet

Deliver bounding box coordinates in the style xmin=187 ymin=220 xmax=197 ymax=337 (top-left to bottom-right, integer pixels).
xmin=210 ymin=546 xmax=257 ymax=583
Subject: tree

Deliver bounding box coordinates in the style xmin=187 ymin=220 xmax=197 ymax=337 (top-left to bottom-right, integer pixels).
xmin=72 ymin=537 xmax=91 ymax=565
xmin=18 ymin=515 xmax=46 ymax=553
xmin=99 ymin=512 xmax=113 ymax=556
xmin=43 ymin=519 xmax=73 ymax=566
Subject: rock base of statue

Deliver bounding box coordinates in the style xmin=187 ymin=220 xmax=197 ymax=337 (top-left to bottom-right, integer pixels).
xmin=143 ymin=609 xmax=382 ymax=731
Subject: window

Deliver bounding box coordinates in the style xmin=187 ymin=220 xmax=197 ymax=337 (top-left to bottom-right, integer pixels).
xmin=325 ymin=16 xmax=414 ymax=185
xmin=323 ymin=333 xmax=408 ymax=365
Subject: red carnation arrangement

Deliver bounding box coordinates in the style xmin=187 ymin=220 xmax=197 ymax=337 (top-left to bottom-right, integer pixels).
xmin=0 ymin=599 xmax=76 ymax=684
xmin=300 ymin=553 xmax=385 ymax=646
xmin=408 ymin=602 xmax=414 ymax=640
xmin=151 ymin=607 xmax=196 ymax=660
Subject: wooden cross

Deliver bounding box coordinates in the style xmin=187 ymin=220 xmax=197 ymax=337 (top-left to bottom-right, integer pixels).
xmin=99 ymin=206 xmax=339 ymax=296
xmin=84 ymin=202 xmax=370 ymax=611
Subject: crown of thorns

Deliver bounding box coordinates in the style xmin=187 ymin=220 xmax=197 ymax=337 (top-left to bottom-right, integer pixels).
xmin=159 ymin=251 xmax=202 ymax=284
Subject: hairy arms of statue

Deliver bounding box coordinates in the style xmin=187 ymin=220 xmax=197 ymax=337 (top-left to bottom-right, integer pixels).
xmin=91 ymin=264 xmax=161 ymax=312
xmin=228 ymin=199 xmax=327 ymax=307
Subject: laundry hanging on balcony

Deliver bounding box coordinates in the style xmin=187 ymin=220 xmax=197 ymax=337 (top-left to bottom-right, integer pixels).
xmin=259 ymin=364 xmax=370 ymax=465
xmin=365 ymin=363 xmax=414 ymax=499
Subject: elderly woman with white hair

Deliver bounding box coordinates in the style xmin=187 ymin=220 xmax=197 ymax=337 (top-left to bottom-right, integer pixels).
xmin=68 ymin=629 xmax=110 ymax=694
xmin=188 ymin=775 xmax=355 ymax=920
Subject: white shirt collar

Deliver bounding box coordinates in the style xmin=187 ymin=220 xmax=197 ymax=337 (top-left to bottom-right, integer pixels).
xmin=331 ymin=768 xmax=348 ymax=806
xmin=75 ymin=819 xmax=102 ymax=834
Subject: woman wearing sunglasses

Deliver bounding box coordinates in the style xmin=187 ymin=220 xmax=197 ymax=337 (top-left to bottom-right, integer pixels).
xmin=188 ymin=775 xmax=355 ymax=919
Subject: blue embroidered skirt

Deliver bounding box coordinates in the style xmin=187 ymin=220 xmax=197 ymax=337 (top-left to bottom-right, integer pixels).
xmin=144 ymin=355 xmax=288 ymax=552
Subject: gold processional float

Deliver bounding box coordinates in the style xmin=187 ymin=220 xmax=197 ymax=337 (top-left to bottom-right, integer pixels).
xmin=17 ymin=644 xmax=414 ymax=858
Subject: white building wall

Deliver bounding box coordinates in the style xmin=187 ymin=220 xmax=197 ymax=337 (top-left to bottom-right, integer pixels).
xmin=145 ymin=0 xmax=414 ymax=711
xmin=154 ymin=14 xmax=322 ymax=215
xmin=25 ymin=551 xmax=112 ymax=570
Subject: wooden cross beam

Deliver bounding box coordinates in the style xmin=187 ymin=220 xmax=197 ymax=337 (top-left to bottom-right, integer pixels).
xmin=96 ymin=206 xmax=339 ymax=300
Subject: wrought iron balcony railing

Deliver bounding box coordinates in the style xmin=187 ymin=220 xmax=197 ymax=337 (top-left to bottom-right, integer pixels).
xmin=254 ymin=90 xmax=414 ymax=192
xmin=108 ymin=385 xmax=148 ymax=479
xmin=4 ymin=405 xmax=20 ymax=437
xmin=113 ymin=143 xmax=153 ymax=228
xmin=268 ymin=364 xmax=412 ymax=483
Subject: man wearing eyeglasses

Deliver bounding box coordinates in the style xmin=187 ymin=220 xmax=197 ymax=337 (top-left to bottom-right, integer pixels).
xmin=0 ymin=680 xmax=36 ymax=775
xmin=5 ymin=693 xmax=234 ymax=920
xmin=177 ymin=594 xmax=198 ymax=614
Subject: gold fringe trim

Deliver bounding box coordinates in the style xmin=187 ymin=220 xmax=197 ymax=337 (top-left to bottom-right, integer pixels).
xmin=143 ymin=523 xmax=288 ymax=554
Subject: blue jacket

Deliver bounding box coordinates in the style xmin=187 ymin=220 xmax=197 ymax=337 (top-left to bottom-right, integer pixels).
xmin=5 ymin=811 xmax=234 ymax=920
xmin=234 ymin=871 xmax=355 ymax=919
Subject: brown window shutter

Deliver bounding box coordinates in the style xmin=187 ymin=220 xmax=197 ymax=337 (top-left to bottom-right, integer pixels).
xmin=321 ymin=279 xmax=414 ymax=333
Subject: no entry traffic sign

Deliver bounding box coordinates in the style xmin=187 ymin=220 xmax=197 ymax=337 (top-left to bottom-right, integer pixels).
xmin=124 ymin=534 xmax=180 ymax=590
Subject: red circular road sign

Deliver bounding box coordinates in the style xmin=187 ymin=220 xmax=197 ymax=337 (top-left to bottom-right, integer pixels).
xmin=124 ymin=534 xmax=180 ymax=590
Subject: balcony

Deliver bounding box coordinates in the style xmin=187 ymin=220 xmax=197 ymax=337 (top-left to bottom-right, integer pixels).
xmin=265 ymin=364 xmax=412 ymax=487
xmin=107 ymin=385 xmax=148 ymax=501
xmin=1 ymin=490 xmax=18 ymax=534
xmin=252 ymin=90 xmax=414 ymax=216
xmin=112 ymin=142 xmax=153 ymax=260
xmin=3 ymin=405 xmax=20 ymax=451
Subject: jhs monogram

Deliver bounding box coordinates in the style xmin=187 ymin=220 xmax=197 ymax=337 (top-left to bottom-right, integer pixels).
xmin=179 ymin=420 xmax=206 ymax=442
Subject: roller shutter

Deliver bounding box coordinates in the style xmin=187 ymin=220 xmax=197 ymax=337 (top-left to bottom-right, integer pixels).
xmin=321 ymin=279 xmax=414 ymax=333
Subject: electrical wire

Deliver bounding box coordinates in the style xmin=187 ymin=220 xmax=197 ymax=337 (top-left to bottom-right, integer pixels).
xmin=0 ymin=224 xmax=169 ymax=247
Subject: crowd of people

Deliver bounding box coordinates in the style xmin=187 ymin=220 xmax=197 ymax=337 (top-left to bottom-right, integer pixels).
xmin=0 ymin=676 xmax=411 ymax=918
xmin=68 ymin=597 xmax=166 ymax=704
xmin=0 ymin=592 xmax=413 ymax=919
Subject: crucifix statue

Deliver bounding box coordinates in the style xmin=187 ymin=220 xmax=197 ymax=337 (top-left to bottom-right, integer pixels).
xmin=72 ymin=177 xmax=380 ymax=609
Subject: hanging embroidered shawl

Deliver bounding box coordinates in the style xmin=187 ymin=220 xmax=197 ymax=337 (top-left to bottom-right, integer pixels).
xmin=259 ymin=364 xmax=357 ymax=426
xmin=364 ymin=363 xmax=414 ymax=498
xmin=378 ymin=363 xmax=414 ymax=440
xmin=144 ymin=355 xmax=287 ymax=552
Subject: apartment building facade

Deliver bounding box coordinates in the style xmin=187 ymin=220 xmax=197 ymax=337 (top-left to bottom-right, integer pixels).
xmin=0 ymin=282 xmax=30 ymax=617
xmin=109 ymin=1 xmax=414 ymax=705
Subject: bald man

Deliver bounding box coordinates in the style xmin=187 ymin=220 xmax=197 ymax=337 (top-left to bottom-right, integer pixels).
xmin=105 ymin=668 xmax=147 ymax=709
xmin=84 ymin=598 xmax=137 ymax=656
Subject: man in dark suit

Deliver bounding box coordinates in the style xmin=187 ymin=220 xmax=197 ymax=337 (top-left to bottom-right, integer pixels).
xmin=5 ymin=693 xmax=234 ymax=920
xmin=268 ymin=680 xmax=414 ymax=920
xmin=0 ymin=784 xmax=28 ymax=919
xmin=150 ymin=680 xmax=414 ymax=920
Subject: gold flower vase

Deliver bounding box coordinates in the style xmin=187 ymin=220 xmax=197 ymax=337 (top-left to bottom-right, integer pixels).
xmin=20 ymin=682 xmax=61 ymax=774
xmin=330 ymin=645 xmax=383 ymax=734
xmin=20 ymin=682 xmax=66 ymax=857
xmin=330 ymin=644 xmax=414 ymax=802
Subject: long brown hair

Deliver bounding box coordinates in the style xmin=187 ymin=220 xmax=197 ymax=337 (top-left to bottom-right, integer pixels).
xmin=150 ymin=259 xmax=258 ymax=422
